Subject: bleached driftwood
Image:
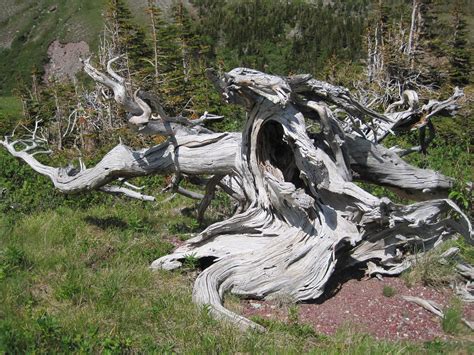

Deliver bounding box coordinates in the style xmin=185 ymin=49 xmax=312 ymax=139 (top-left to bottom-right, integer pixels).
xmin=1 ymin=59 xmax=472 ymax=331
xmin=402 ymin=296 xmax=474 ymax=330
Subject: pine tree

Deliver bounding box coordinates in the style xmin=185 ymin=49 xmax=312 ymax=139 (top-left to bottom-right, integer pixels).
xmin=166 ymin=1 xmax=209 ymax=115
xmin=146 ymin=0 xmax=165 ymax=86
xmin=145 ymin=1 xmax=173 ymax=89
xmin=104 ymin=0 xmax=152 ymax=73
xmin=449 ymin=2 xmax=471 ymax=85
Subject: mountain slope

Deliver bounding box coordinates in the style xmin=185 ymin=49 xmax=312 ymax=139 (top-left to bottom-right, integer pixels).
xmin=0 ymin=0 xmax=105 ymax=94
xmin=0 ymin=0 xmax=173 ymax=95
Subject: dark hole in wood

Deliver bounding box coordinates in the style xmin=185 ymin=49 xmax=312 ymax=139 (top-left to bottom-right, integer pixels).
xmin=198 ymin=256 xmax=217 ymax=270
xmin=256 ymin=121 xmax=305 ymax=189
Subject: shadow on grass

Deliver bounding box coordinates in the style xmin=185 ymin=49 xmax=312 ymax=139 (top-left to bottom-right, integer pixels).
xmin=84 ymin=216 xmax=128 ymax=230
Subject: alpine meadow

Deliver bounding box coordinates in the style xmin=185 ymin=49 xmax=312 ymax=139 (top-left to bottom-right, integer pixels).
xmin=0 ymin=0 xmax=473 ymax=353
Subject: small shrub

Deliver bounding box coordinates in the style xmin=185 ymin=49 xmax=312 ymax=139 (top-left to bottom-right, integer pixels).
xmin=442 ymin=300 xmax=462 ymax=335
xmin=127 ymin=215 xmax=149 ymax=234
xmin=183 ymin=253 xmax=199 ymax=270
xmin=0 ymin=320 xmax=34 ymax=353
xmin=382 ymin=285 xmax=396 ymax=298
xmin=402 ymin=243 xmax=459 ymax=288
xmin=101 ymin=336 xmax=132 ymax=353
xmin=455 ymin=238 xmax=474 ymax=265
xmin=167 ymin=220 xmax=200 ymax=235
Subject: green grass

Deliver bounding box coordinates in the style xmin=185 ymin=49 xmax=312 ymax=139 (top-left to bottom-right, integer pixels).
xmin=0 ymin=96 xmax=22 ymax=116
xmin=0 ymin=96 xmax=22 ymax=135
xmin=0 ymin=200 xmax=472 ymax=353
xmin=382 ymin=285 xmax=396 ymax=298
xmin=442 ymin=299 xmax=464 ymax=335
xmin=402 ymin=238 xmax=474 ymax=289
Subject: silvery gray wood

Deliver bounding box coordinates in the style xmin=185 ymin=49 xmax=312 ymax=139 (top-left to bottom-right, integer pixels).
xmin=2 ymin=59 xmax=471 ymax=331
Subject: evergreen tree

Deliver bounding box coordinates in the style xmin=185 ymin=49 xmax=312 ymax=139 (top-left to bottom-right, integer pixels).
xmin=165 ymin=1 xmax=217 ymax=116
xmin=144 ymin=1 xmax=176 ymax=89
xmin=154 ymin=1 xmax=192 ymax=114
xmin=144 ymin=1 xmax=208 ymax=115
xmin=449 ymin=2 xmax=471 ymax=85
xmin=104 ymin=0 xmax=152 ymax=73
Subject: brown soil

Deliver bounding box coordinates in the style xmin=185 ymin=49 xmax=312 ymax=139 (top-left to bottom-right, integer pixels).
xmin=241 ymin=275 xmax=474 ymax=342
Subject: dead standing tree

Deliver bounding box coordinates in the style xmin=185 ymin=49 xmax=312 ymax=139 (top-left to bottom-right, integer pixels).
xmin=1 ymin=59 xmax=472 ymax=331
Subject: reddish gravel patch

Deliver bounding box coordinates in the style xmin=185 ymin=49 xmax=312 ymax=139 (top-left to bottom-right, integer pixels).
xmin=241 ymin=276 xmax=474 ymax=342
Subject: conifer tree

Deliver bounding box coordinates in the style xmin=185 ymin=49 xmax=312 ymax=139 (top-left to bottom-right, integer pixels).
xmin=146 ymin=0 xmax=162 ymax=86
xmin=449 ymin=2 xmax=471 ymax=85
xmin=104 ymin=0 xmax=152 ymax=73
xmin=167 ymin=1 xmax=210 ymax=115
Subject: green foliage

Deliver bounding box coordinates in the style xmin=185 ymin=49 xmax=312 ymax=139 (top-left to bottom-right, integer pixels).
xmin=183 ymin=253 xmax=199 ymax=270
xmin=383 ymin=110 xmax=472 ymax=216
xmin=442 ymin=299 xmax=463 ymax=335
xmin=54 ymin=266 xmax=91 ymax=304
xmin=193 ymin=0 xmax=369 ymax=76
xmin=288 ymin=304 xmax=300 ymax=325
xmin=424 ymin=338 xmax=474 ymax=354
xmin=0 ymin=96 xmax=23 ymax=136
xmin=454 ymin=238 xmax=474 ymax=265
xmin=0 ymin=246 xmax=32 ymax=280
xmin=167 ymin=218 xmax=200 ymax=236
xmin=448 ymin=1 xmax=472 ymax=85
xmin=402 ymin=238 xmax=474 ymax=288
xmin=382 ymin=285 xmax=396 ymax=298
xmin=104 ymin=0 xmax=152 ymax=72
xmin=0 ymin=311 xmax=133 ymax=353
xmin=449 ymin=189 xmax=470 ymax=211
xmin=0 ymin=149 xmax=112 ymax=215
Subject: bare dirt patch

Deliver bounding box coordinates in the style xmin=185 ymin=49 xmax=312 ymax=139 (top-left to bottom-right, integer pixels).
xmin=241 ymin=275 xmax=473 ymax=342
xmin=43 ymin=40 xmax=89 ymax=83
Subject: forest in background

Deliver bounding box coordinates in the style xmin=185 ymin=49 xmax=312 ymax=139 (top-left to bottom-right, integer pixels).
xmin=1 ymin=0 xmax=471 ymax=214
xmin=0 ymin=0 xmax=473 ymax=352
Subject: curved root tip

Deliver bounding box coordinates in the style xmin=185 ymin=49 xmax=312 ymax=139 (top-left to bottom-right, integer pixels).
xmin=150 ymin=256 xmax=182 ymax=271
xmin=151 ymin=254 xmax=266 ymax=331
xmin=192 ymin=260 xmax=266 ymax=332
xmin=205 ymin=303 xmax=267 ymax=333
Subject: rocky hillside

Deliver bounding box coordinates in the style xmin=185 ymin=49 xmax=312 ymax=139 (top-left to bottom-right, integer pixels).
xmin=0 ymin=0 xmax=188 ymax=94
xmin=0 ymin=0 xmax=101 ymax=94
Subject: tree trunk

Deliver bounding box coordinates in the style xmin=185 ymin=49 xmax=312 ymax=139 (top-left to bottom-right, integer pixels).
xmin=2 ymin=62 xmax=471 ymax=331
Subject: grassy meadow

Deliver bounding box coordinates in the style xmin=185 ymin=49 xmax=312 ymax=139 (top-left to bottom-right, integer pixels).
xmin=1 ymin=199 xmax=472 ymax=354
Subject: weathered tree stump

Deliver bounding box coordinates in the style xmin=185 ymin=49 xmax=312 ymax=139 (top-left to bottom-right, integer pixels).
xmin=2 ymin=61 xmax=471 ymax=331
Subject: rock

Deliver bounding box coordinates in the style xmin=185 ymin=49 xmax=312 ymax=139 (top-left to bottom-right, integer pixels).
xmin=250 ymin=302 xmax=262 ymax=309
